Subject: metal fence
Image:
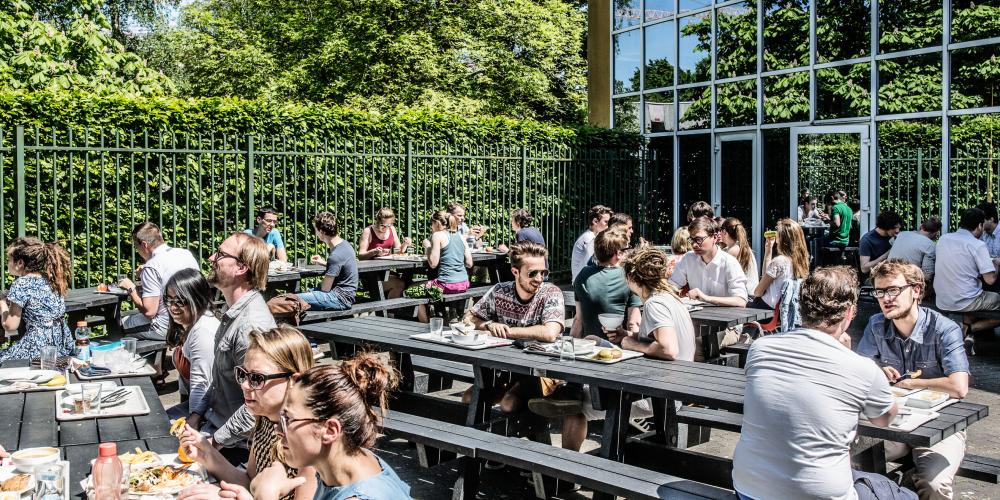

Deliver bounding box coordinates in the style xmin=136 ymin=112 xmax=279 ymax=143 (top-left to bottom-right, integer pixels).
xmin=0 ymin=126 xmax=645 ymax=287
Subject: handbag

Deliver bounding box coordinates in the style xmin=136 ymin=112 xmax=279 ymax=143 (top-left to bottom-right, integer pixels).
xmin=266 ymin=293 xmax=311 ymax=326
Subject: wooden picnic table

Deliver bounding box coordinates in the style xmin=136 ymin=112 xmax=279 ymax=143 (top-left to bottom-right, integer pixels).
xmin=65 ymin=288 xmax=130 ymax=336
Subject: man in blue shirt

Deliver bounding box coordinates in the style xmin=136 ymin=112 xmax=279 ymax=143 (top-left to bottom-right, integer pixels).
xmin=245 ymin=206 xmax=287 ymax=262
xmin=857 ymin=259 xmax=969 ymax=499
xmin=859 ymin=210 xmax=902 ymax=275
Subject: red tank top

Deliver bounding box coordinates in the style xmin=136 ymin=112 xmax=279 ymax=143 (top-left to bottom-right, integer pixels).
xmin=368 ymin=225 xmax=395 ymax=250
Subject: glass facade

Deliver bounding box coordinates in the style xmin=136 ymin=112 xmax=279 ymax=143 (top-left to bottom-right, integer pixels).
xmin=610 ymin=0 xmax=1000 ymax=235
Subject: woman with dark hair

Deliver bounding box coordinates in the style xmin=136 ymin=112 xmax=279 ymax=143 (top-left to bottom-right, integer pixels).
xmin=164 ymin=268 xmax=219 ymax=420
xmin=499 ymin=208 xmax=546 ymax=253
xmin=0 ymin=237 xmax=74 ymax=361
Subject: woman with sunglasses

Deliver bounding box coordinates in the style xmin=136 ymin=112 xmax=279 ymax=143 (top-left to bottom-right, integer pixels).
xmin=417 ymin=210 xmax=473 ymax=322
xmin=177 ymin=326 xmax=317 ymax=500
xmin=216 ymin=352 xmax=410 ymax=500
xmin=357 ymin=208 xmax=410 ymax=299
xmin=164 ymin=269 xmax=219 ymax=420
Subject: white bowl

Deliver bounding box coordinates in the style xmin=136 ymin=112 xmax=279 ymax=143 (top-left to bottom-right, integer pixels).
xmin=450 ymin=323 xmax=475 ymax=335
xmin=451 ymin=332 xmax=485 ymax=346
xmin=570 ymin=338 xmax=597 ymax=354
xmin=11 ymin=447 xmax=59 ymax=473
xmin=598 ymin=313 xmax=622 ymax=331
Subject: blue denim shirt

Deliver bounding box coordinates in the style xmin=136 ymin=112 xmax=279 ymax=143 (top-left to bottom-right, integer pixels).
xmin=856 ymin=307 xmax=970 ymax=379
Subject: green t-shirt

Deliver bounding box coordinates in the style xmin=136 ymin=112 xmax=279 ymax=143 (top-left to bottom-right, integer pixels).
xmin=573 ymin=265 xmax=643 ymax=338
xmin=831 ymin=202 xmax=853 ymax=245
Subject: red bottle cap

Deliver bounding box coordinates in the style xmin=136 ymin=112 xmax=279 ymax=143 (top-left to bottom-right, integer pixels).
xmin=98 ymin=442 xmax=117 ymax=457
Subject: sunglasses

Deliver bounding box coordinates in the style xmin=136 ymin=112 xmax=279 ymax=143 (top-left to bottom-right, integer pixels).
xmin=234 ymin=366 xmax=292 ymax=390
xmin=521 ymin=269 xmax=549 ymax=279
xmin=277 ymin=409 xmax=325 ymax=435
xmin=164 ymin=297 xmax=189 ymax=309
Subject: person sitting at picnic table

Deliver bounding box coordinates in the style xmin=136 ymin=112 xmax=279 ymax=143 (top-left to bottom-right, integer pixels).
xmin=417 ymin=210 xmax=472 ymax=322
xmin=164 ymin=268 xmax=219 ymax=421
xmin=0 ymin=237 xmax=74 ymax=362
xmin=217 ymin=354 xmax=411 ymax=500
xmin=497 ymin=208 xmax=545 ymax=253
xmin=302 ymin=212 xmax=358 ymax=312
xmin=888 ymin=217 xmax=940 ymax=293
xmin=859 ymin=210 xmax=903 ymax=275
xmin=357 ymin=207 xmax=410 ymax=299
xmin=857 ymin=259 xmax=969 ymax=500
xmin=463 ymin=242 xmax=565 ymax=413
xmin=119 ymin=221 xmax=200 ymax=340
xmin=934 ymin=207 xmax=1000 ymax=347
xmin=177 ymin=326 xmax=318 ymax=500
xmin=571 ymin=204 xmax=613 ymax=281
xmin=570 ymin=227 xmax=641 ymax=340
xmin=720 ymin=217 xmax=759 ymax=296
xmin=976 ymin=201 xmax=1000 ymax=258
xmin=665 ymin=226 xmax=691 ymax=278
xmin=798 ymin=195 xmax=829 ymax=222
xmin=732 ymin=266 xmax=912 ymax=500
xmin=189 ymin=232 xmax=276 ymax=465
xmin=608 ymin=212 xmax=634 ymax=242
xmin=687 ymin=200 xmax=714 ymax=222
xmin=245 ymin=206 xmax=288 ymax=262
xmin=750 ymin=218 xmax=809 ymax=311
xmin=827 ymin=191 xmax=854 ymax=248
xmin=448 ymin=200 xmax=486 ymax=242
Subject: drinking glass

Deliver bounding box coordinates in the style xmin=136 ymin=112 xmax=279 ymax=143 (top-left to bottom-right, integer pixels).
xmin=122 ymin=338 xmax=137 ymax=359
xmin=559 ymin=335 xmax=575 ymax=363
xmin=429 ymin=318 xmax=444 ymax=338
xmin=81 ymin=383 xmax=102 ymax=415
xmin=40 ymin=346 xmax=59 ymax=371
xmin=295 ymin=257 xmax=307 ymax=269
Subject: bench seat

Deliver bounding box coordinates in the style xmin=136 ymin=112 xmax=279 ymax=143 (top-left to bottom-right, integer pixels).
xmin=299 ymin=297 xmax=429 ymax=324
xmin=675 ymin=406 xmax=743 ymax=433
xmin=957 ymin=454 xmax=1000 ymax=484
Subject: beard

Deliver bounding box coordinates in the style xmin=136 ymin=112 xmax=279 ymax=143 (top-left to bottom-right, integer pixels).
xmin=883 ymin=300 xmax=914 ymax=320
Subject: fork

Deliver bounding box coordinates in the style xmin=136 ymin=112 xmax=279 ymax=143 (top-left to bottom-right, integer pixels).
xmin=100 ymin=388 xmax=130 ymax=404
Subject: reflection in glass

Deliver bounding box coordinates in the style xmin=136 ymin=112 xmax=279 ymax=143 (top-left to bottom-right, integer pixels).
xmin=679 ymin=0 xmax=713 ymax=14
xmin=645 ymin=21 xmax=676 ymax=90
xmin=763 ymin=129 xmax=791 ymax=227
xmin=816 ymin=0 xmax=871 ymax=63
xmin=878 ymin=54 xmax=942 ymax=114
xmin=879 ymin=1 xmax=942 ymax=54
xmin=816 ymin=63 xmax=871 ymax=119
xmin=613 ymin=96 xmax=641 ymax=133
xmin=645 ymin=0 xmax=674 ymax=22
xmin=679 ymin=14 xmax=713 ymax=84
xmin=716 ymin=80 xmax=757 ymax=128
xmin=949 ymin=113 xmax=1000 ymax=226
xmin=679 ymin=86 xmax=711 ymax=130
xmin=646 ymin=136 xmax=675 ymax=241
xmin=763 ymin=0 xmax=809 ymax=71
xmin=952 ymin=0 xmax=1000 ymax=43
xmin=615 ymin=0 xmax=642 ymax=30
xmin=613 ymin=30 xmax=642 ymax=94
xmin=764 ymin=71 xmax=809 ymax=123
xmin=796 ymin=133 xmax=862 ymax=222
xmin=645 ymin=91 xmax=675 ymax=133
xmin=720 ymin=138 xmax=756 ymax=239
xmin=878 ymin=120 xmax=942 ymax=228
xmin=679 ymin=135 xmax=713 ymax=218
xmin=951 ymin=46 xmax=1000 ymax=110
xmin=716 ymin=2 xmax=757 ymax=79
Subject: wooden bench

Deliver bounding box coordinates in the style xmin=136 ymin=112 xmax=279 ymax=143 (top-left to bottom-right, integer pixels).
xmin=410 ymin=355 xmax=474 ymax=392
xmin=380 ymin=410 xmax=735 ymax=500
xmin=957 ymin=454 xmax=1000 ymax=484
xmin=298 ymin=297 xmax=430 ymax=324
xmin=429 ymin=286 xmax=493 ymax=318
xmin=675 ymin=406 xmax=742 ymax=433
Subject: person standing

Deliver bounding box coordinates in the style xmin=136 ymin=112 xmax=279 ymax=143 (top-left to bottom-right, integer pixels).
xmin=245 ymin=207 xmax=288 ymax=262
xmin=827 ymin=192 xmax=854 ymax=248
xmin=300 ymin=213 xmax=358 ymax=312
xmin=571 ymin=205 xmax=613 ymax=281
xmin=0 ymin=237 xmax=74 ymax=361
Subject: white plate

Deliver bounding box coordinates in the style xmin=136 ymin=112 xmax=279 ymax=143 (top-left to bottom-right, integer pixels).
xmin=904 ymin=389 xmax=951 ymax=409
xmin=0 ymin=470 xmax=35 ymax=495
xmin=0 ymin=369 xmax=65 ymax=394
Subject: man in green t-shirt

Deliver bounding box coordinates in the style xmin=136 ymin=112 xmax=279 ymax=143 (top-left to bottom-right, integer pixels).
xmin=828 ymin=192 xmax=854 ymax=247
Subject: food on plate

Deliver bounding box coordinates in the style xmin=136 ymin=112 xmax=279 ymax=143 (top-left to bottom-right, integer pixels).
xmin=595 ymin=348 xmax=623 ymax=361
xmin=911 ymin=390 xmax=948 ymax=402
xmin=0 ymin=492 xmax=20 ymax=500
xmin=119 ymin=448 xmax=161 ymax=466
xmin=42 ymin=374 xmax=66 ymax=387
xmin=0 ymin=474 xmax=29 ymax=492
xmin=96 ymin=283 xmax=109 ymax=292
xmin=128 ymin=465 xmax=201 ymax=494
xmin=170 ymin=417 xmax=195 ymax=463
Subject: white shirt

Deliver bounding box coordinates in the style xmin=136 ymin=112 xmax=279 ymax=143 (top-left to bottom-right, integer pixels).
xmin=140 ymin=245 xmax=200 ymax=334
xmin=179 ymin=312 xmax=219 ymax=415
xmin=571 ymin=230 xmax=597 ymax=282
xmin=934 ymin=229 xmax=995 ymax=311
xmin=667 ymin=250 xmax=749 ymax=303
xmin=732 ymin=328 xmax=895 ymax=500
xmin=761 ymin=255 xmax=793 ymax=308
xmin=639 ymin=292 xmax=695 ymax=361
xmin=888 ymin=231 xmax=936 ymax=280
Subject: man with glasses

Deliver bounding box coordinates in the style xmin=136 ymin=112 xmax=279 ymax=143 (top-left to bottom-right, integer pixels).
xmin=857 ymin=259 xmax=969 ymax=499
xmin=245 ymin=206 xmax=287 ymax=262
xmin=188 ymin=232 xmax=275 ymax=465
xmin=118 ymin=222 xmax=199 ymax=340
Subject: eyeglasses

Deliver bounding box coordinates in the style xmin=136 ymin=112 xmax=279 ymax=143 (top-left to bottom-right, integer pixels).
xmin=687 ymin=235 xmax=712 ymax=246
xmin=871 ymin=285 xmax=913 ymax=299
xmin=378 ymin=222 xmax=394 ymax=229
xmin=262 ymin=218 xmax=279 ymax=225
xmin=525 ymin=269 xmax=549 ymax=279
xmin=234 ymin=366 xmax=292 ymax=389
xmin=213 ymin=249 xmax=243 ymax=264
xmin=277 ymin=409 xmax=325 ymax=435
xmin=164 ymin=297 xmax=189 ymax=309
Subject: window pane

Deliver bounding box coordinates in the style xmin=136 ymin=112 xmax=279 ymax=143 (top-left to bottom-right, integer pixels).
xmin=816 ymin=0 xmax=871 ymax=63
xmin=615 ymin=0 xmax=642 ymax=30
xmin=679 ymin=86 xmax=711 ymax=130
xmin=763 ymin=0 xmax=809 ymax=71
xmin=614 ymin=30 xmax=642 ymax=94
xmin=952 ymin=0 xmax=1000 ymax=43
xmin=679 ymin=14 xmax=713 ymax=84
xmin=764 ymin=71 xmax=810 ymax=123
xmin=646 ymin=136 xmax=675 ymax=242
xmin=716 ymin=79 xmax=757 ymax=128
xmin=645 ymin=21 xmax=676 ymax=89
xmin=878 ymin=120 xmax=942 ymax=229
xmin=645 ymin=0 xmax=674 ymax=22
xmin=951 ymin=45 xmax=1000 ymax=110
xmin=816 ymin=63 xmax=871 ymax=119
xmin=716 ymin=2 xmax=757 ymax=79
xmin=878 ymin=0 xmax=942 ymax=54
xmin=680 ymin=0 xmax=712 ymax=15
xmin=763 ymin=129 xmax=792 ymax=227
xmin=949 ymin=113 xmax=1000 ymax=228
xmin=645 ymin=91 xmax=675 ymax=132
xmin=613 ymin=96 xmax=641 ymax=133
xmin=878 ymin=54 xmax=942 ymax=115
xmin=679 ymin=134 xmax=713 ymax=217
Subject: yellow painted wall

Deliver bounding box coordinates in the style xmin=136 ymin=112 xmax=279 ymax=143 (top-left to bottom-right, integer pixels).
xmin=588 ymin=0 xmax=612 ymax=128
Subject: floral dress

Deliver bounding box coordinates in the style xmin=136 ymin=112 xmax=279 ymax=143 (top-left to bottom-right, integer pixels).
xmin=1 ymin=276 xmax=73 ymax=362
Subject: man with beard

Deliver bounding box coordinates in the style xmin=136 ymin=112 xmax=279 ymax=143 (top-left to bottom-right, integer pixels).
xmin=857 ymin=259 xmax=969 ymax=499
xmin=187 ymin=233 xmax=275 ymax=465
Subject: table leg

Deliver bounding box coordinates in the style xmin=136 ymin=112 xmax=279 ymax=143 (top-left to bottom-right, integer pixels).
xmin=106 ymin=302 xmax=123 ymax=337
xmin=465 ymin=365 xmax=497 ymax=429
xmin=360 ymin=271 xmax=390 ymax=303
xmin=852 ymin=436 xmax=888 ymax=474
xmin=595 ymin=387 xmax=632 ymax=462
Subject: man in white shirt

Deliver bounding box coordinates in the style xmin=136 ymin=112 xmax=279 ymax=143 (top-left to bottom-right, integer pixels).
xmin=888 ymin=217 xmax=940 ymax=286
xmin=976 ymin=202 xmax=1000 ymax=257
xmin=732 ymin=266 xmax=909 ymax=500
xmin=570 ymin=204 xmax=613 ymax=281
xmin=118 ymin=222 xmax=200 ymax=340
xmin=935 ymin=207 xmax=1000 ymax=348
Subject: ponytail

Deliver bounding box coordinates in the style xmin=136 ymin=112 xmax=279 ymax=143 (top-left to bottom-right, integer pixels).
xmin=431 ymin=210 xmax=458 ymax=233
xmin=44 ymin=243 xmax=71 ymax=296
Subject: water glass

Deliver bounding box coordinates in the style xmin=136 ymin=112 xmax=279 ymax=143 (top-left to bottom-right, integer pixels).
xmin=429 ymin=318 xmax=444 ymax=338
xmin=558 ymin=335 xmax=575 ymax=363
xmin=40 ymin=346 xmax=59 ymax=371
xmin=295 ymin=257 xmax=307 ymax=269
xmin=81 ymin=383 xmax=102 ymax=415
xmin=122 ymin=338 xmax=137 ymax=359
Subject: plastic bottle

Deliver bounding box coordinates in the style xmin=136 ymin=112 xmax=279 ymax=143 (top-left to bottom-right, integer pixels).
xmin=74 ymin=321 xmax=91 ymax=362
xmin=92 ymin=442 xmax=123 ymax=500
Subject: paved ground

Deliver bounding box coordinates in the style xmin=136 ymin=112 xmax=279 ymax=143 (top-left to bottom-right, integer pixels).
xmin=156 ymin=302 xmax=1000 ymax=498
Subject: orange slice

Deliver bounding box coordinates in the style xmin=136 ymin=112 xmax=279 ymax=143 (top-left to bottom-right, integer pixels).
xmin=176 ymin=445 xmax=194 ymax=464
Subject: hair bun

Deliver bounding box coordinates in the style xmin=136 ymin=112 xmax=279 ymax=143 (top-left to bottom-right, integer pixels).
xmin=340 ymin=352 xmax=400 ymax=406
